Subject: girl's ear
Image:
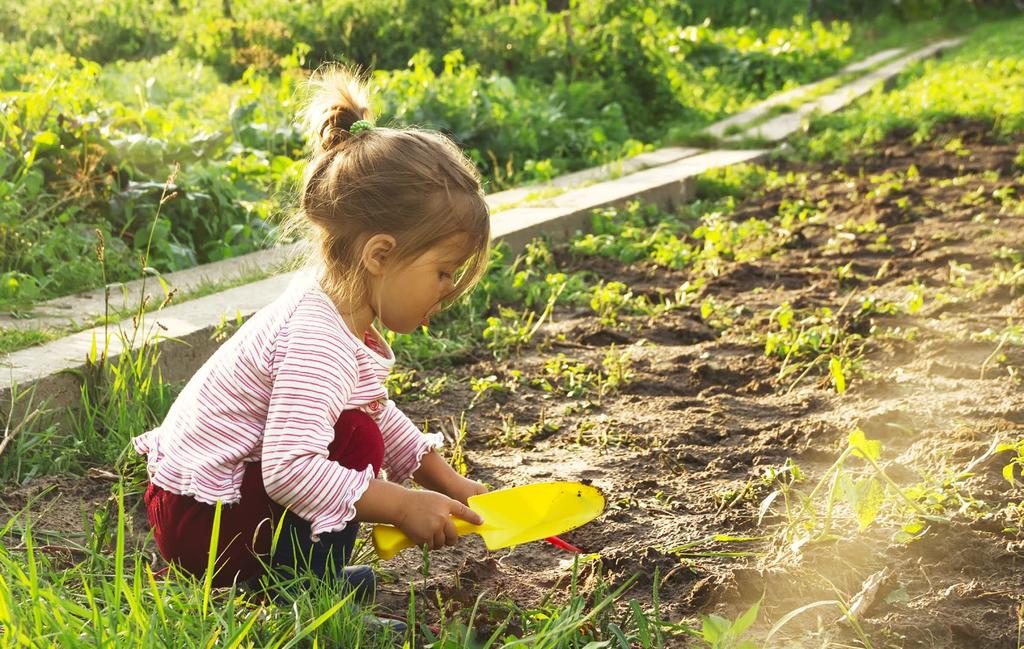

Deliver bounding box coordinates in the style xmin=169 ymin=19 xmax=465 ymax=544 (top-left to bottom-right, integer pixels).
xmin=361 ymin=233 xmax=397 ymax=276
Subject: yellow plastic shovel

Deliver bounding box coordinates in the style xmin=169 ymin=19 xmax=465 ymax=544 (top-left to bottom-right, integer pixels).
xmin=372 ymin=481 xmax=604 ymax=560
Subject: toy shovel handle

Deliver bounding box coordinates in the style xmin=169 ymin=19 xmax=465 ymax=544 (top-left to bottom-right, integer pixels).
xmin=372 ymin=516 xmax=480 ymax=560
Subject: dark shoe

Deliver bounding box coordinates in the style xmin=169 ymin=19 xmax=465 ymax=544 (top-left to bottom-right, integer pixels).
xmin=340 ymin=564 xmax=376 ymax=604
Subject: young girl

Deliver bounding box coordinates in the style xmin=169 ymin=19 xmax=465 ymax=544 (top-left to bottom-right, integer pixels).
xmin=133 ymin=66 xmax=491 ymax=600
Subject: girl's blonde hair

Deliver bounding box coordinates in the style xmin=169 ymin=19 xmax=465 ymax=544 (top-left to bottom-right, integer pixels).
xmin=288 ymin=64 xmax=491 ymax=316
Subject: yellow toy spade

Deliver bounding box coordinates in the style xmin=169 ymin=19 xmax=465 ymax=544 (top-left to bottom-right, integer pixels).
xmin=372 ymin=481 xmax=604 ymax=560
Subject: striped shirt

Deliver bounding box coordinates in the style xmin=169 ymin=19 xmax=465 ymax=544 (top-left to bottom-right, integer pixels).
xmin=132 ymin=271 xmax=443 ymax=543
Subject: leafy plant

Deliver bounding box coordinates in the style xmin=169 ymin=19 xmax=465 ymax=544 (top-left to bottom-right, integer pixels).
xmin=699 ymin=600 xmax=760 ymax=649
xmin=759 ymin=430 xmax=937 ymax=546
xmin=589 ymin=281 xmax=652 ymax=327
xmin=998 ymin=438 xmax=1024 ymax=487
xmin=467 ymin=372 xmax=522 ymax=410
xmin=492 ymin=412 xmax=562 ymax=448
xmin=761 ymin=302 xmax=866 ymax=393
xmin=482 ymin=280 xmax=563 ymax=361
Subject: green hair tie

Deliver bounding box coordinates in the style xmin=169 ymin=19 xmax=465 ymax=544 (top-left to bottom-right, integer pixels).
xmin=350 ymin=119 xmax=375 ymax=135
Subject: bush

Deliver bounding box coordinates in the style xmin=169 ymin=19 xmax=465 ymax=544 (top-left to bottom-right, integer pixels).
xmin=3 ymin=0 xmax=977 ymax=305
xmin=9 ymin=0 xmax=175 ymax=63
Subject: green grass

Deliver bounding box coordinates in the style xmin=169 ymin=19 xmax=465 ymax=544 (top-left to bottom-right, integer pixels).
xmin=788 ymin=17 xmax=1024 ymax=161
xmin=0 ymin=328 xmax=60 ymax=354
xmin=0 ymin=483 xmax=683 ymax=647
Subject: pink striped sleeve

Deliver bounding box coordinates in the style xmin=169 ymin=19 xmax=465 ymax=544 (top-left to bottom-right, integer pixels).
xmin=261 ymin=298 xmax=373 ymax=543
xmin=375 ymin=399 xmax=444 ymax=484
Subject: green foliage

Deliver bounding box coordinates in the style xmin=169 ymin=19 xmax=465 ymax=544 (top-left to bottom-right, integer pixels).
xmin=0 ymin=1 xmax=875 ymax=304
xmin=691 ymin=210 xmax=782 ymax=274
xmin=589 ymin=281 xmax=653 ymax=326
xmin=571 ymin=197 xmax=795 ymax=278
xmin=573 ymin=202 xmax=697 ymax=269
xmin=998 ymin=439 xmax=1024 ymax=487
xmin=532 ymin=354 xmax=599 ymax=399
xmin=373 ymin=48 xmax=642 ymax=191
xmin=6 ymin=0 xmax=175 ymax=63
xmin=695 ymin=163 xmax=769 ymax=200
xmin=0 ymin=42 xmax=294 ymax=307
xmin=481 ymin=273 xmax=567 ymax=361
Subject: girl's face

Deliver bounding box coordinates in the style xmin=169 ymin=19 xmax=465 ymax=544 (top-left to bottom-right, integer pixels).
xmin=373 ymin=235 xmax=471 ymax=334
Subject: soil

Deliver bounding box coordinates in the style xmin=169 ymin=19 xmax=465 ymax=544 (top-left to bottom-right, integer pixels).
xmin=3 ymin=121 xmax=1023 ymax=647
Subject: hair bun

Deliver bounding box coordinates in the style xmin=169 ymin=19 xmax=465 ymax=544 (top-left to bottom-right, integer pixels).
xmin=301 ymin=65 xmax=375 ymax=152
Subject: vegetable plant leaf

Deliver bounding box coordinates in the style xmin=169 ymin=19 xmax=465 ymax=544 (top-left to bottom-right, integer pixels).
xmin=848 ymin=429 xmax=881 ymax=461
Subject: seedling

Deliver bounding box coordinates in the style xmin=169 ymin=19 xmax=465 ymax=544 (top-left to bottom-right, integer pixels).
xmin=598 ymin=346 xmax=635 ymax=398
xmin=998 ymin=438 xmax=1024 ymax=487
xmin=947 ymin=260 xmax=972 ymax=288
xmin=760 ymin=430 xmax=937 ymax=547
xmin=761 ymin=302 xmax=865 ymax=393
xmin=467 ymin=372 xmax=521 ymax=409
xmin=533 ymin=354 xmax=598 ymax=398
xmin=491 ymin=411 xmax=560 ymax=448
xmin=698 ymin=599 xmax=760 ymax=649
xmin=665 ymin=534 xmax=762 ymax=561
xmin=590 ymin=281 xmax=646 ymax=327
xmin=691 ymin=211 xmax=778 ymax=276
xmin=574 ymin=420 xmax=633 ymax=449
xmin=572 ymin=202 xmax=695 ymax=270
xmin=834 ymin=261 xmax=857 ymax=288
xmin=776 ymin=197 xmax=825 ymax=230
xmin=385 ymin=368 xmax=418 ymax=398
xmin=905 ymin=281 xmax=926 ymax=314
xmin=440 ymin=413 xmax=469 ymax=477
xmin=700 ymin=296 xmax=740 ymax=331
xmin=482 ymin=277 xmax=566 ymax=360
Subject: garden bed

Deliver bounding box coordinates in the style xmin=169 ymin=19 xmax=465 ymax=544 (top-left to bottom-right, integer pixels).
xmin=374 ymin=122 xmax=1024 ymax=645
xmin=4 ymin=121 xmax=1022 ymax=646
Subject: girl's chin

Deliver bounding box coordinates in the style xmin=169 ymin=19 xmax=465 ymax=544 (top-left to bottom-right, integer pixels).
xmin=390 ymin=321 xmax=424 ymax=335
xmin=379 ymin=316 xmax=429 ymax=334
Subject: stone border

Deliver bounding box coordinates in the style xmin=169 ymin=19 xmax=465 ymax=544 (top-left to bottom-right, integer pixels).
xmin=485 ymin=146 xmax=704 ymax=212
xmin=728 ymin=39 xmax=962 ymax=143
xmin=492 ymin=150 xmax=768 ymax=251
xmin=0 ymin=147 xmax=703 ymax=333
xmin=0 ymin=37 xmax=966 ymax=419
xmin=706 ymin=47 xmax=905 ymax=139
xmin=0 ymin=148 xmax=766 ymax=418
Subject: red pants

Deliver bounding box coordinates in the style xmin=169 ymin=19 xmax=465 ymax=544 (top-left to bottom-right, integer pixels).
xmin=144 ymin=410 xmax=384 ymax=587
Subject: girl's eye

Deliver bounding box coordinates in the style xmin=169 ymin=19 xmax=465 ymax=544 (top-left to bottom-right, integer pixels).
xmin=439 ymin=271 xmax=452 ymax=280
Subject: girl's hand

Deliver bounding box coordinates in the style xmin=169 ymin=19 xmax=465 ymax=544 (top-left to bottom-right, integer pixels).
xmin=396 ymin=489 xmax=483 ymax=549
xmin=412 ymin=451 xmax=489 ymax=503
xmin=445 ymin=474 xmax=489 ymax=506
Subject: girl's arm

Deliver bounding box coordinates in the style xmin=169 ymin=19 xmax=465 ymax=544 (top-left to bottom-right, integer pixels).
xmin=354 ymin=477 xmax=484 ymax=549
xmin=412 ymin=449 xmax=489 ymax=505
xmin=370 ymin=398 xmax=487 ymax=503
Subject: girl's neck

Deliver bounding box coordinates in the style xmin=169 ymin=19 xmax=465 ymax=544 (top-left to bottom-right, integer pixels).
xmin=320 ymin=279 xmax=376 ymax=340
xmin=338 ymin=303 xmax=375 ymax=340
